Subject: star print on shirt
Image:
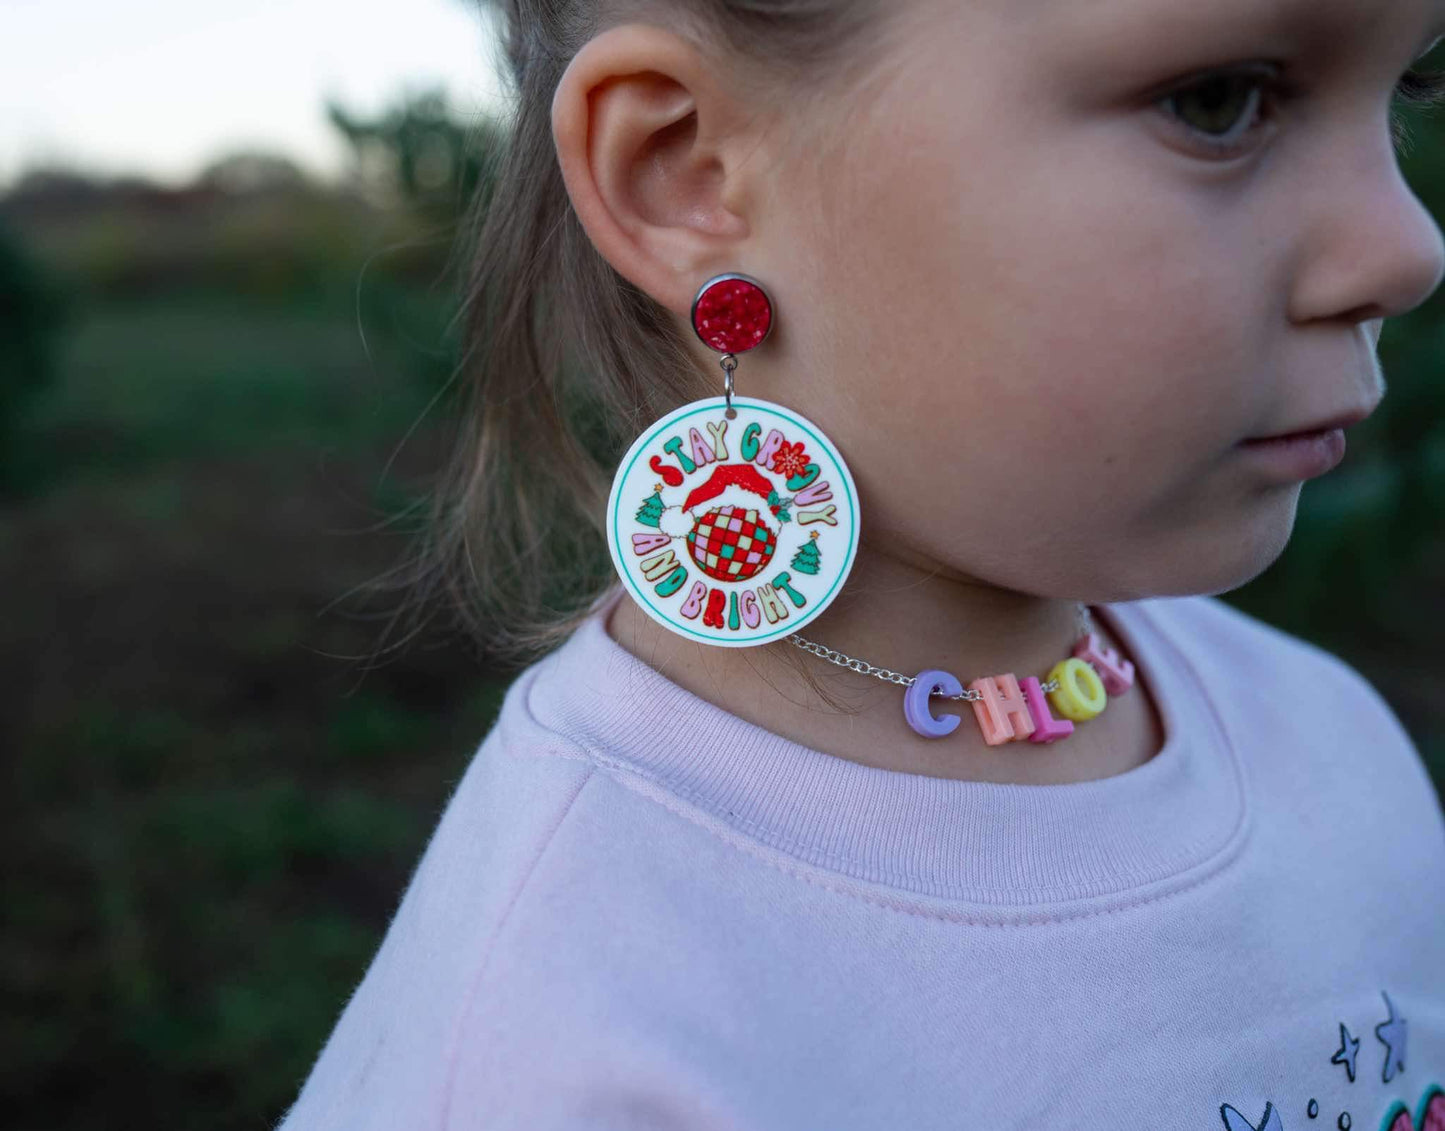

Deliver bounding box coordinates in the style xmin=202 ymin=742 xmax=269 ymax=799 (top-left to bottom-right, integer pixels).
xmin=1374 ymin=990 xmax=1407 ymax=1084
xmin=1331 ymin=1022 xmax=1361 ymax=1082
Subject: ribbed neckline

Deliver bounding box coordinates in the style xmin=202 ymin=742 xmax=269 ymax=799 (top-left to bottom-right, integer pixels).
xmin=523 ymin=589 xmax=1247 ymax=908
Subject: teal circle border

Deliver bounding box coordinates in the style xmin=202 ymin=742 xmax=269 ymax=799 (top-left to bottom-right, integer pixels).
xmin=607 ymin=396 xmax=859 ymax=647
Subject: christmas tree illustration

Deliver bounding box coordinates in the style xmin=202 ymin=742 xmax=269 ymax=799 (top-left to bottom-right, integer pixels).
xmin=791 ymin=530 xmax=822 ymax=575
xmin=636 ymin=484 xmax=665 ymax=528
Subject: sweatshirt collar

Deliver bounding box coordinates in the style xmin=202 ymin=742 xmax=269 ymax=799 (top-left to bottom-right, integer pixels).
xmin=525 ymin=588 xmax=1246 ymax=910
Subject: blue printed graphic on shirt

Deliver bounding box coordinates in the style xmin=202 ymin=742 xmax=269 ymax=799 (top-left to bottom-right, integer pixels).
xmin=1219 ymin=991 xmax=1443 ymax=1131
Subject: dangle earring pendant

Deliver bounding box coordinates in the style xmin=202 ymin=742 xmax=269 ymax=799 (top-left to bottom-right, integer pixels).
xmin=606 ymin=273 xmax=860 ymax=646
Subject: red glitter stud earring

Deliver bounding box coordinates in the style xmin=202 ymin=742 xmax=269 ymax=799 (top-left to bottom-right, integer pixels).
xmin=689 ymin=272 xmax=773 ymax=417
xmin=605 ymin=272 xmax=861 ymax=648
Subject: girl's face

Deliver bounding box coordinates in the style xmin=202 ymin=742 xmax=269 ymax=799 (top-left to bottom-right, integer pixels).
xmin=740 ymin=0 xmax=1445 ymax=602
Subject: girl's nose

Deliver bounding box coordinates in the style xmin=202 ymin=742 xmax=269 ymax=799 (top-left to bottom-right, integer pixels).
xmin=1289 ymin=125 xmax=1445 ymax=326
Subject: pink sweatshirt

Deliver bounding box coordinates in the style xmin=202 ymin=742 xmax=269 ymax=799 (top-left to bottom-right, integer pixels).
xmin=275 ymin=590 xmax=1445 ymax=1130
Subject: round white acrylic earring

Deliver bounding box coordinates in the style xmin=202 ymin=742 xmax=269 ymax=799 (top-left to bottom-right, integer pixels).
xmin=606 ymin=272 xmax=860 ymax=647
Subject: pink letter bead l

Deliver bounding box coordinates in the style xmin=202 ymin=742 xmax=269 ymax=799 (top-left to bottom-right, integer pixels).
xmin=1021 ymin=676 xmax=1075 ymax=744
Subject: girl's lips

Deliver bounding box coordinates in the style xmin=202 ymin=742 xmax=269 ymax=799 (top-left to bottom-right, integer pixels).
xmin=1237 ymin=427 xmax=1348 ymax=480
xmin=1244 ymin=405 xmax=1375 ymax=442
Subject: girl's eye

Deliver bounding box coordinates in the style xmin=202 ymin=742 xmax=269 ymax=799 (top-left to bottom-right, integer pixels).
xmin=1157 ymin=65 xmax=1445 ymax=160
xmin=1159 ymin=70 xmax=1272 ymax=155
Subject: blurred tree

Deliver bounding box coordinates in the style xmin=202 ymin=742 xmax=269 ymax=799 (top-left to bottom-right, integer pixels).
xmin=325 ymin=86 xmax=501 ymax=222
xmin=324 ymin=86 xmax=508 ymax=398
xmin=0 ymin=219 xmax=69 ymax=494
xmin=197 ymin=150 xmax=311 ymax=195
xmin=3 ymin=166 xmax=111 ymax=212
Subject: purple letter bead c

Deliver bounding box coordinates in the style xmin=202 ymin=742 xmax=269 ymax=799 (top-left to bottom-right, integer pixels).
xmin=904 ymin=669 xmax=965 ymax=738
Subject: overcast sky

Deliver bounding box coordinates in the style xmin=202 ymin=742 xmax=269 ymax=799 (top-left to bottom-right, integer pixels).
xmin=1 ymin=0 xmax=508 ymax=189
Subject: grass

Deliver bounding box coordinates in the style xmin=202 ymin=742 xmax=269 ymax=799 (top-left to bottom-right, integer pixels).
xmin=13 ymin=285 xmax=455 ymax=485
xmin=3 ymin=287 xmax=508 ymax=1129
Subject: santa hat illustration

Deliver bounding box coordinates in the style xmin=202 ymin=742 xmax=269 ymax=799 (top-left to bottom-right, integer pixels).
xmin=682 ymin=463 xmax=781 ymax=515
xmin=656 ymin=463 xmax=785 ymax=539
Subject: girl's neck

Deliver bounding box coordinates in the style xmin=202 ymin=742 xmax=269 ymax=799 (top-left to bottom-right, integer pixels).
xmin=604 ymin=545 xmax=1167 ymax=785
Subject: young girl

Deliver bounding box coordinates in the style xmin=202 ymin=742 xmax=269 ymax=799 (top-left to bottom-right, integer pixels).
xmin=278 ymin=0 xmax=1445 ymax=1126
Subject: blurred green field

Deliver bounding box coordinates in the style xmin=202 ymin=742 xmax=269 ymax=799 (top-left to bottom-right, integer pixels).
xmin=3 ymin=90 xmax=1445 ymax=1130
xmin=0 ymin=98 xmax=521 ymax=1127
xmin=2 ymin=281 xmax=514 ymax=1126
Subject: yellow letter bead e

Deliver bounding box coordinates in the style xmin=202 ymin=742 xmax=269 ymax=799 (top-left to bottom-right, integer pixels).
xmin=1045 ymin=657 xmax=1108 ymax=722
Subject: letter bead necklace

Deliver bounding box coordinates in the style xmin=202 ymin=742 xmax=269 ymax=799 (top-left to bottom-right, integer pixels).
xmin=787 ymin=603 xmax=1137 ymax=743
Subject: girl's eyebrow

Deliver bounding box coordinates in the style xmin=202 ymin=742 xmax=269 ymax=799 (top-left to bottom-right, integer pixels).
xmin=1069 ymin=0 xmax=1445 ymax=62
xmin=1019 ymin=0 xmax=1445 ymax=100
xmin=1248 ymin=0 xmax=1445 ymax=53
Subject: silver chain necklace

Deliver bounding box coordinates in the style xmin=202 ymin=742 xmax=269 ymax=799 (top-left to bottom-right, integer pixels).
xmin=786 ymin=603 xmax=1096 ymax=702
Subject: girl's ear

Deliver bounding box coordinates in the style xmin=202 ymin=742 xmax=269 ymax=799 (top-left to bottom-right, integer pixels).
xmin=550 ymin=23 xmax=760 ymax=316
